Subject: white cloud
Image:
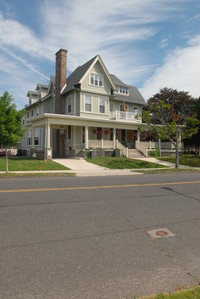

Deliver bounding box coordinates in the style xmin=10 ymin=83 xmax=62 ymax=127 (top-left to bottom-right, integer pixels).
xmin=0 ymin=12 xmax=52 ymax=60
xmin=140 ymin=34 xmax=200 ymax=100
xmin=0 ymin=0 xmax=197 ymax=108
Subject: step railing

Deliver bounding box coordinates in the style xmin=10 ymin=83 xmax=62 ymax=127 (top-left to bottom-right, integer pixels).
xmin=116 ymin=140 xmax=128 ymax=157
xmin=135 ymin=141 xmax=148 ymax=157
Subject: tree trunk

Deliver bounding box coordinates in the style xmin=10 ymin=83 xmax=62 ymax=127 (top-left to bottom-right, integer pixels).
xmin=175 ymin=146 xmax=179 ymax=168
xmin=175 ymin=126 xmax=180 ymax=169
xmin=5 ymin=148 xmax=8 ymax=173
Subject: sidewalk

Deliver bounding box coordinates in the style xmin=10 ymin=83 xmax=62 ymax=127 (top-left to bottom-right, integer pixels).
xmin=0 ymin=157 xmax=188 ymax=177
xmin=52 ymin=158 xmax=143 ymax=177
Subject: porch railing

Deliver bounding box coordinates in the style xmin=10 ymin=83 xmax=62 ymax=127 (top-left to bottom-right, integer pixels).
xmin=136 ymin=141 xmax=184 ymax=157
xmin=88 ymin=140 xmax=113 ymax=149
xmin=110 ymin=111 xmax=142 ymax=122
xmin=116 ymin=140 xmax=128 ymax=157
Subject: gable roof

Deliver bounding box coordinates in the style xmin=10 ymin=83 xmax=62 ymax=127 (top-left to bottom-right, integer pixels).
xmin=61 ymin=56 xmax=97 ymax=94
xmin=110 ymin=74 xmax=146 ymax=106
xmin=61 ymin=54 xmax=116 ymax=94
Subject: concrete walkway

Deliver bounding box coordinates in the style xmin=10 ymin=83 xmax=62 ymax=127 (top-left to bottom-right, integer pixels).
xmin=52 ymin=158 xmax=143 ymax=177
xmin=52 ymin=157 xmax=175 ymax=177
xmin=0 ymin=157 xmax=188 ymax=177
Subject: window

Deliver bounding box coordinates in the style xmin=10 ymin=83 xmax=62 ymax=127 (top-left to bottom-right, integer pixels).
xmin=90 ymin=73 xmax=103 ymax=87
xmin=37 ymin=108 xmax=39 ymax=116
xmin=67 ymin=97 xmax=72 ymax=114
xmin=31 ymin=110 xmax=34 ymax=117
xmin=85 ymin=95 xmax=91 ymax=112
xmin=99 ymin=97 xmax=105 ymax=113
xmin=118 ymin=86 xmax=129 ymax=95
xmin=134 ymin=107 xmax=138 ymax=114
xmin=34 ymin=128 xmax=40 ymax=146
xmin=110 ymin=102 xmax=113 ymax=112
xmin=27 ymin=130 xmax=32 ymax=146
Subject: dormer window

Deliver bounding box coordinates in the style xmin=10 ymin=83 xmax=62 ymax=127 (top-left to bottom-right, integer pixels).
xmin=90 ymin=73 xmax=103 ymax=87
xmin=117 ymin=86 xmax=129 ymax=95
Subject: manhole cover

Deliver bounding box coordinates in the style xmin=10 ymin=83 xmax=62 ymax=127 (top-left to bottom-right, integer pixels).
xmin=147 ymin=228 xmax=175 ymax=239
xmin=156 ymin=230 xmax=168 ymax=237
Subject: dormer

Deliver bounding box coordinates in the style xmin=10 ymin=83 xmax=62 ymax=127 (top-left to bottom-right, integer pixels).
xmin=36 ymin=84 xmax=48 ymax=100
xmin=26 ymin=91 xmax=38 ymax=106
xmin=116 ymin=86 xmax=129 ymax=96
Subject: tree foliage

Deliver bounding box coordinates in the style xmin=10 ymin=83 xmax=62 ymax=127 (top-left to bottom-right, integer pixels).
xmin=0 ymin=91 xmax=25 ymax=172
xmin=143 ymin=88 xmax=199 ymax=168
xmin=0 ymin=92 xmax=24 ymax=146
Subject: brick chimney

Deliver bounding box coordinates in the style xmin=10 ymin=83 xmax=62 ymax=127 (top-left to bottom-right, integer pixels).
xmin=55 ymin=49 xmax=67 ymax=114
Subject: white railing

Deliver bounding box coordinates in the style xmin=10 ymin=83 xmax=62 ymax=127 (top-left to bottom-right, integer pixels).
xmin=136 ymin=141 xmax=184 ymax=157
xmin=88 ymin=139 xmax=113 ymax=149
xmin=116 ymin=140 xmax=128 ymax=157
xmin=135 ymin=141 xmax=148 ymax=157
xmin=110 ymin=111 xmax=142 ymax=122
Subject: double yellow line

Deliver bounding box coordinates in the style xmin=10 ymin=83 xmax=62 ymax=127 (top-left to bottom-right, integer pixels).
xmin=0 ymin=180 xmax=200 ymax=193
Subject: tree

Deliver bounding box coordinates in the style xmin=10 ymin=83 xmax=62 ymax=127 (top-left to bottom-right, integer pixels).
xmin=143 ymin=88 xmax=199 ymax=168
xmin=184 ymin=97 xmax=200 ymax=154
xmin=0 ymin=92 xmax=25 ymax=173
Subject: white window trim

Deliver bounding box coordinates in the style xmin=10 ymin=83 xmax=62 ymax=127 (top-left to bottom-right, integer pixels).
xmin=89 ymin=72 xmax=104 ymax=88
xmin=67 ymin=96 xmax=72 ymax=114
xmin=34 ymin=128 xmax=40 ymax=146
xmin=84 ymin=94 xmax=92 ymax=112
xmin=98 ymin=96 xmax=106 ymax=114
xmin=115 ymin=86 xmax=129 ymax=96
xmin=27 ymin=130 xmax=32 ymax=146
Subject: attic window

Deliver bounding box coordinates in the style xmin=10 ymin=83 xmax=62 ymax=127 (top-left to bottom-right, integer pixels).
xmin=118 ymin=87 xmax=129 ymax=95
xmin=90 ymin=73 xmax=103 ymax=87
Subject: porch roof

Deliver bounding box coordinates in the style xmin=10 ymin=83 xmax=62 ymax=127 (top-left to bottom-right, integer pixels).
xmin=27 ymin=113 xmax=149 ymax=131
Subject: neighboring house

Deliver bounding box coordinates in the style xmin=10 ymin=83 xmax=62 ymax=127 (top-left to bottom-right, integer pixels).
xmin=20 ymin=49 xmax=148 ymax=159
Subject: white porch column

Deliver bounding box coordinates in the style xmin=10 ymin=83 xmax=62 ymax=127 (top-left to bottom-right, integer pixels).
xmin=101 ymin=138 xmax=104 ymax=149
xmin=85 ymin=126 xmax=89 ymax=149
xmin=32 ymin=127 xmax=35 ymax=149
xmin=73 ymin=126 xmax=76 ymax=149
xmin=45 ymin=119 xmax=52 ymax=159
xmin=46 ymin=120 xmax=50 ymax=148
xmin=137 ymin=131 xmax=140 ymax=143
xmin=113 ymin=129 xmax=116 ymax=149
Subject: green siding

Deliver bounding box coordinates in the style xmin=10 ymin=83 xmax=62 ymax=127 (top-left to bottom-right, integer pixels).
xmin=81 ymin=61 xmax=112 ymax=96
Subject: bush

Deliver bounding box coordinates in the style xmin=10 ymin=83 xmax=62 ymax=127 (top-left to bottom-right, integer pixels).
xmin=150 ymin=149 xmax=160 ymax=157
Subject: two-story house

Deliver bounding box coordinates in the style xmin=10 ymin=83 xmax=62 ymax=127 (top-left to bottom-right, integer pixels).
xmin=20 ymin=49 xmax=147 ymax=159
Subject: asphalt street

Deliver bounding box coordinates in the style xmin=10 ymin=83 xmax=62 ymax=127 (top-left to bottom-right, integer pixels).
xmin=1 ymin=173 xmax=200 ymax=298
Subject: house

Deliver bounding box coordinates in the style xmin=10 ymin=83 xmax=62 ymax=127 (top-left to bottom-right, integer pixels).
xmin=20 ymin=48 xmax=148 ymax=159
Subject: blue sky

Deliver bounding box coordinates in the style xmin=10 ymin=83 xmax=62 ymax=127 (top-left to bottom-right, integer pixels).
xmin=0 ymin=0 xmax=200 ymax=109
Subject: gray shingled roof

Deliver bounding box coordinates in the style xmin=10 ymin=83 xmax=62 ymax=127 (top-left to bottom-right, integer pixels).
xmin=110 ymin=74 xmax=146 ymax=106
xmin=61 ymin=55 xmax=98 ymax=94
xmin=61 ymin=56 xmax=146 ymax=106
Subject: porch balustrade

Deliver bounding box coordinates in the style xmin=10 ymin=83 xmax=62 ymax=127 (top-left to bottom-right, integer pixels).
xmin=110 ymin=111 xmax=142 ymax=122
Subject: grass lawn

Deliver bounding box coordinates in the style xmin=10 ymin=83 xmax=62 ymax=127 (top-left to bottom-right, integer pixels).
xmin=135 ymin=168 xmax=200 ymax=174
xmin=0 ymin=157 xmax=70 ymax=171
xmin=146 ymin=286 xmax=200 ymax=298
xmin=158 ymin=154 xmax=200 ymax=167
xmin=87 ymin=157 xmax=165 ymax=169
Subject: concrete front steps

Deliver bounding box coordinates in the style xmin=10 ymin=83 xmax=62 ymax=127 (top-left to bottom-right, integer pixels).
xmin=128 ymin=149 xmax=144 ymax=159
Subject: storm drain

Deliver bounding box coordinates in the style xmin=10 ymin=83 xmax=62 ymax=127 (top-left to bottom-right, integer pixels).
xmin=147 ymin=228 xmax=175 ymax=239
